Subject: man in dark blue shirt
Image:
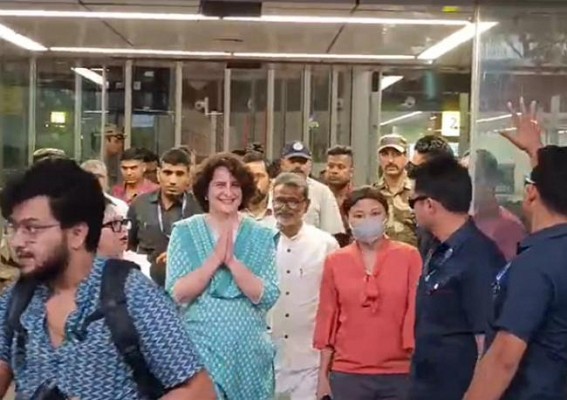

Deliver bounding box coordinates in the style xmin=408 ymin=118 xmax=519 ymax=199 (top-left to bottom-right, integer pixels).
xmin=408 ymin=156 xmax=506 ymax=400
xmin=465 ymin=145 xmax=567 ymax=400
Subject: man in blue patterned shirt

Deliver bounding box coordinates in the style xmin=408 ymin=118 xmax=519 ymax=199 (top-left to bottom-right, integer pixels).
xmin=0 ymin=158 xmax=215 ymax=399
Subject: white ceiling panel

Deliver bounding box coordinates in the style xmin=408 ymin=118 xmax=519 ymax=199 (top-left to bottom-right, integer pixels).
xmin=1 ymin=17 xmax=132 ymax=48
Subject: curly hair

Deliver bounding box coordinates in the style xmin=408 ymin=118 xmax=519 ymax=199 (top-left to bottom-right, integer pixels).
xmin=192 ymin=152 xmax=256 ymax=212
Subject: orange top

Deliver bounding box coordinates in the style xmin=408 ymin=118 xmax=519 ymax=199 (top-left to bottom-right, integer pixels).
xmin=313 ymin=238 xmax=422 ymax=375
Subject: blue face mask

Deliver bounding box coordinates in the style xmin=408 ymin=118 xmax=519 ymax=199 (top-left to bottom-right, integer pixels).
xmin=350 ymin=217 xmax=385 ymax=244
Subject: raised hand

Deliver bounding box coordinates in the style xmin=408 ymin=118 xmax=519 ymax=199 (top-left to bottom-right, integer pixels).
xmin=501 ymin=97 xmax=543 ymax=161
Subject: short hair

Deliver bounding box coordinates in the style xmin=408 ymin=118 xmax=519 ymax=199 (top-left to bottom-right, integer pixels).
xmin=267 ymin=159 xmax=281 ymax=179
xmin=120 ymin=147 xmax=146 ymax=163
xmin=531 ymin=146 xmax=567 ymax=217
xmin=273 ymin=172 xmax=309 ymax=199
xmin=141 ymin=148 xmax=160 ymax=164
xmin=414 ymin=135 xmax=454 ymax=160
xmin=327 ymin=145 xmax=353 ymax=159
xmin=160 ymin=148 xmax=191 ymax=168
xmin=242 ymin=151 xmax=270 ymax=173
xmin=192 ymin=152 xmax=256 ymax=212
xmin=0 ymin=158 xmax=105 ymax=252
xmin=342 ymin=185 xmax=389 ymax=216
xmin=474 ymin=149 xmax=500 ymax=186
xmin=81 ymin=159 xmax=107 ymax=175
xmin=413 ymin=155 xmax=472 ymax=214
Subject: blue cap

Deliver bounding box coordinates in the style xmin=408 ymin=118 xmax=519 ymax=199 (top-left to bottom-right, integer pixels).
xmin=281 ymin=141 xmax=312 ymax=160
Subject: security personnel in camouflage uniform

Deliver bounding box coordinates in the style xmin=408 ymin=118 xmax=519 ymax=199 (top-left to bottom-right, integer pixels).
xmin=0 ymin=230 xmax=18 ymax=293
xmin=375 ymin=134 xmax=417 ymax=247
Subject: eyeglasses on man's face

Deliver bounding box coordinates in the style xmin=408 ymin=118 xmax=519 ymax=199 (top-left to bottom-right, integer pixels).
xmin=4 ymin=221 xmax=60 ymax=240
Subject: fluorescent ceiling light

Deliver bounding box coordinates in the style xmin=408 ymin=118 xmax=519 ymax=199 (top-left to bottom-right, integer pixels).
xmin=234 ymin=52 xmax=413 ymax=61
xmin=0 ymin=10 xmax=219 ymax=21
xmin=226 ymin=16 xmax=468 ymax=26
xmin=0 ymin=22 xmax=46 ymax=51
xmin=477 ymin=113 xmax=519 ymax=123
xmin=52 ymin=47 xmax=413 ymax=61
xmin=418 ymin=22 xmax=497 ymax=60
xmin=52 ymin=47 xmax=228 ymax=57
xmin=380 ymin=111 xmax=423 ymax=126
xmin=380 ymin=76 xmax=403 ymax=90
xmin=0 ymin=9 xmax=469 ymax=26
xmin=72 ymin=67 xmax=104 ymax=86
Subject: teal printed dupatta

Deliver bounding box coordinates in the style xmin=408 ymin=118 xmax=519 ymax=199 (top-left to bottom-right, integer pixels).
xmin=179 ymin=214 xmax=278 ymax=299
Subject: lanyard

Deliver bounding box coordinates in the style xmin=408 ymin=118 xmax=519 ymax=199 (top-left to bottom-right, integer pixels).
xmin=157 ymin=194 xmax=187 ymax=238
xmin=423 ymin=246 xmax=454 ymax=281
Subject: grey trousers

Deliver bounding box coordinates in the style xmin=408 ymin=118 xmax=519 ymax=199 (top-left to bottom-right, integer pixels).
xmin=329 ymin=372 xmax=409 ymax=400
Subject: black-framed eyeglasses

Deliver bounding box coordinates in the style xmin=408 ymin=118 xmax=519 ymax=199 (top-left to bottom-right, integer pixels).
xmin=409 ymin=195 xmax=429 ymax=209
xmin=4 ymin=222 xmax=60 ymax=240
xmin=102 ymin=219 xmax=131 ymax=233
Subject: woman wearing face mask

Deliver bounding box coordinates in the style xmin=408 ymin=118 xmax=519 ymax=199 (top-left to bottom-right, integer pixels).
xmin=165 ymin=153 xmax=280 ymax=400
xmin=314 ymin=185 xmax=422 ymax=400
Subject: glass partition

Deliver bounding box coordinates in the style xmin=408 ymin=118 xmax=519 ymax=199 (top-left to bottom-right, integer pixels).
xmin=35 ymin=59 xmax=75 ymax=157
xmin=180 ymin=62 xmax=225 ymax=159
xmin=229 ymin=69 xmax=268 ymax=153
xmin=131 ymin=62 xmax=175 ymax=155
xmin=469 ymin=3 xmax=567 ymax=257
xmin=273 ymin=66 xmax=303 ymax=156
xmin=473 ymin=4 xmax=567 ymax=221
xmin=0 ymin=59 xmax=29 ymax=184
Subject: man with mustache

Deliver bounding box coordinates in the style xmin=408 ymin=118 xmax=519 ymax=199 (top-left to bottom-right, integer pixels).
xmin=0 ymin=158 xmax=215 ymax=399
xmin=279 ymin=141 xmax=344 ymax=236
xmin=243 ymin=151 xmax=277 ymax=228
xmin=270 ymin=173 xmax=339 ymax=400
xmin=128 ymin=148 xmax=202 ymax=287
xmin=375 ymin=134 xmax=417 ymax=247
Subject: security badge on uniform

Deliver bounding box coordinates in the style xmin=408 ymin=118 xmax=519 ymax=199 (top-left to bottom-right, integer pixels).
xmin=292 ymin=142 xmax=304 ymax=151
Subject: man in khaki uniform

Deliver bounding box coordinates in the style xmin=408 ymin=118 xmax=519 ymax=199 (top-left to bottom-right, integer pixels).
xmin=375 ymin=134 xmax=417 ymax=247
xmin=0 ymin=232 xmax=18 ymax=294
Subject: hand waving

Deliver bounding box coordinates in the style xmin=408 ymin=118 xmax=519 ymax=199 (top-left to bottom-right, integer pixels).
xmin=500 ymin=97 xmax=543 ymax=161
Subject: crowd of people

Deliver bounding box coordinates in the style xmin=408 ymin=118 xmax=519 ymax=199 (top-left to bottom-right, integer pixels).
xmin=0 ymin=99 xmax=565 ymax=400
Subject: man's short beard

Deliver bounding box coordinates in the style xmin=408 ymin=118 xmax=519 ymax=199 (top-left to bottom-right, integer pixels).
xmin=20 ymin=240 xmax=70 ymax=284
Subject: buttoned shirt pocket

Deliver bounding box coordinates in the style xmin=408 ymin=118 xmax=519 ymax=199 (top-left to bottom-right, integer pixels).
xmin=420 ymin=272 xmax=462 ymax=327
xmin=293 ymin=261 xmax=324 ymax=307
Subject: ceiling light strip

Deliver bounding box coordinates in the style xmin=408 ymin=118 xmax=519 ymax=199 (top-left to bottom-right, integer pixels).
xmin=0 ymin=9 xmax=469 ymax=25
xmin=72 ymin=67 xmax=104 ymax=86
xmin=0 ymin=22 xmax=47 ymax=51
xmin=380 ymin=111 xmax=423 ymax=126
xmin=51 ymin=47 xmax=415 ymax=61
xmin=417 ymin=22 xmax=497 ymax=60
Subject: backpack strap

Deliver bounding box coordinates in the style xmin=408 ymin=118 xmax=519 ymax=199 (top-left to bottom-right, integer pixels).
xmin=101 ymin=259 xmax=165 ymax=400
xmin=5 ymin=278 xmax=37 ymax=369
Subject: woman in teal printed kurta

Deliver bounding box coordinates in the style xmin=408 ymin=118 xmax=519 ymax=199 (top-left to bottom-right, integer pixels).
xmin=166 ymin=153 xmax=279 ymax=400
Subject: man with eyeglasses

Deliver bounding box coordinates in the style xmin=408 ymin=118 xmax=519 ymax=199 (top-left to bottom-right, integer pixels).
xmin=0 ymin=158 xmax=215 ymax=399
xmin=270 ymin=173 xmax=339 ymax=400
xmin=408 ymin=155 xmax=506 ymax=400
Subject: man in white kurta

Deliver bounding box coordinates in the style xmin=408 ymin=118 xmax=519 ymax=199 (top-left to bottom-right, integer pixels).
xmin=270 ymin=172 xmax=340 ymax=400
